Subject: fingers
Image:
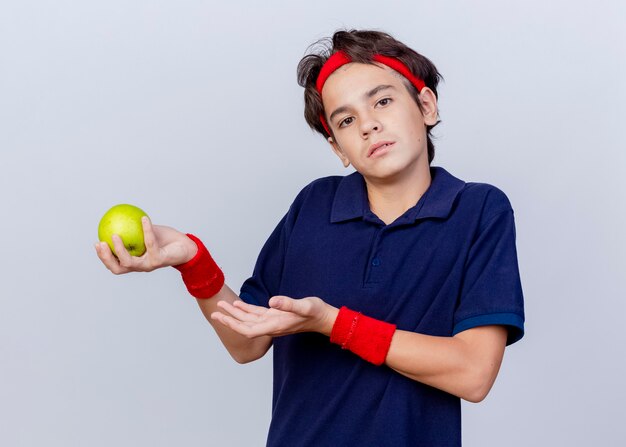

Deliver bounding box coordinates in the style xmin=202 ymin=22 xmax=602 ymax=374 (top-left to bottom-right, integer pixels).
xmin=232 ymin=300 xmax=268 ymax=316
xmin=212 ymin=297 xmax=327 ymax=338
xmin=111 ymin=231 xmax=161 ymax=272
xmin=95 ymin=235 xmax=150 ymax=274
xmin=211 ymin=312 xmax=256 ymax=337
xmin=140 ymin=216 xmax=163 ymax=271
xmin=217 ymin=300 xmax=261 ymax=322
xmin=95 ymin=217 xmax=165 ymax=275
xmin=142 ymin=216 xmax=158 ymax=256
xmin=212 ymin=300 xmax=275 ymax=338
xmin=269 ymin=296 xmax=314 ymax=316
xmin=111 ymin=234 xmax=136 ymax=269
xmin=94 ymin=241 xmax=128 ymax=275
xmin=212 ymin=300 xmax=315 ymax=338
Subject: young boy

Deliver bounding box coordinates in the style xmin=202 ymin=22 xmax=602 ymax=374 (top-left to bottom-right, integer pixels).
xmin=95 ymin=29 xmax=525 ymax=446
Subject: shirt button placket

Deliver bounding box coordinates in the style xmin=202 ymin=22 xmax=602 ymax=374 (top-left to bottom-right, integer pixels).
xmin=365 ymin=228 xmax=385 ymax=286
xmin=369 ymin=254 xmax=383 ymax=284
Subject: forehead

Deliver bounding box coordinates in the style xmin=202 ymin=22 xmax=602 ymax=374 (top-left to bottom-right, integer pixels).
xmin=321 ymin=62 xmax=406 ymax=106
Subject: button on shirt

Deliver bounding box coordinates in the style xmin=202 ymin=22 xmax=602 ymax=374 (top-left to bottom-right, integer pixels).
xmin=239 ymin=165 xmax=525 ymax=447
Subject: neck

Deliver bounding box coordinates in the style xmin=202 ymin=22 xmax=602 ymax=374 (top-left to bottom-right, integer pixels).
xmin=364 ymin=159 xmax=432 ymax=224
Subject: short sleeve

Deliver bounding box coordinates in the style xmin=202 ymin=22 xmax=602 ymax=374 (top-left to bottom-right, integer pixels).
xmin=238 ymin=212 xmax=289 ymax=308
xmin=452 ymin=208 xmax=526 ymax=346
xmin=239 ymin=183 xmax=312 ymax=308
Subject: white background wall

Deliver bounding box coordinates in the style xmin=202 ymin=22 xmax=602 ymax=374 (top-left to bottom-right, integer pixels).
xmin=1 ymin=0 xmax=624 ymax=445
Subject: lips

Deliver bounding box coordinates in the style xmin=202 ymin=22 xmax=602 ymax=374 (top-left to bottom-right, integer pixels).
xmin=368 ymin=141 xmax=395 ymax=157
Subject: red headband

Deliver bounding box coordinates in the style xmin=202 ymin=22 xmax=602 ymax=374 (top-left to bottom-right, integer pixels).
xmin=315 ymin=50 xmax=426 ymax=136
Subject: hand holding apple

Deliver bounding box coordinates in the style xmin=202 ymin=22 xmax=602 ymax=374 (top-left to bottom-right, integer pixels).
xmin=98 ymin=204 xmax=148 ymax=257
xmin=95 ymin=206 xmax=198 ymax=275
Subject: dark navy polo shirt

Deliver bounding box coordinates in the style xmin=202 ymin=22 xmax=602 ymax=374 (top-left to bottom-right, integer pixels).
xmin=239 ymin=165 xmax=525 ymax=447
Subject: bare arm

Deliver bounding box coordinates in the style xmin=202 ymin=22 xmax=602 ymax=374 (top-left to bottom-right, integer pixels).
xmin=94 ymin=216 xmax=272 ymax=364
xmin=219 ymin=298 xmax=509 ymax=403
xmin=384 ymin=325 xmax=508 ymax=403
xmin=196 ymin=283 xmax=273 ymax=364
xmin=318 ymin=306 xmax=508 ymax=403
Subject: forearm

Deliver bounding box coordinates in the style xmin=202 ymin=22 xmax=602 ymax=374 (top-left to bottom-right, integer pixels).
xmin=385 ymin=330 xmax=481 ymax=401
xmin=174 ymin=235 xmax=272 ymax=364
xmin=319 ymin=306 xmax=489 ymax=403
xmin=196 ymin=283 xmax=272 ymax=364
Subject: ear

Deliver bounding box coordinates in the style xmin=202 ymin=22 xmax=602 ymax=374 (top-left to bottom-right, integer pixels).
xmin=328 ymin=137 xmax=351 ymax=168
xmin=418 ymin=87 xmax=439 ymax=126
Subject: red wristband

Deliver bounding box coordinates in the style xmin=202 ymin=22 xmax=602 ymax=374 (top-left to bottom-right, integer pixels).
xmin=330 ymin=306 xmax=397 ymax=366
xmin=173 ymin=233 xmax=225 ymax=299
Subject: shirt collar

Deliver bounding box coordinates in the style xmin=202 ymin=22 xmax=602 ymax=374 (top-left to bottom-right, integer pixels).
xmin=330 ymin=166 xmax=466 ymax=224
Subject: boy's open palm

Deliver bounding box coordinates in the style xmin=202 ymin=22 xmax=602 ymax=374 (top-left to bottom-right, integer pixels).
xmin=212 ymin=296 xmax=336 ymax=338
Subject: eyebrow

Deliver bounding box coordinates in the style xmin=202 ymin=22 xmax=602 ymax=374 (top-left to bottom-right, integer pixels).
xmin=328 ymin=84 xmax=397 ymax=125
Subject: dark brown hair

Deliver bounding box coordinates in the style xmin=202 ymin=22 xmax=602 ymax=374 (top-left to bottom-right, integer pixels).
xmin=297 ymin=29 xmax=444 ymax=165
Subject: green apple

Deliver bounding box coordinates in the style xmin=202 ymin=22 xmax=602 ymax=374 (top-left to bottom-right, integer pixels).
xmin=98 ymin=204 xmax=149 ymax=257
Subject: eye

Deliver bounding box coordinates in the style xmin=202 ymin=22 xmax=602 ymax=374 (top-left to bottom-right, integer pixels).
xmin=339 ymin=116 xmax=354 ymax=128
xmin=337 ymin=98 xmax=393 ymax=128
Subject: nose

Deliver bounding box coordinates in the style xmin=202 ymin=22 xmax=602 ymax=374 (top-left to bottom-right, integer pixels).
xmin=360 ymin=114 xmax=382 ymax=138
